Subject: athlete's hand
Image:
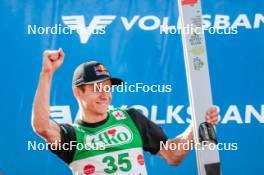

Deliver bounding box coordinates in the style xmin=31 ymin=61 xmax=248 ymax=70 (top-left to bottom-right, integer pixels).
xmin=41 ymin=48 xmax=64 ymax=75
xmin=205 ymin=107 xmax=219 ymax=125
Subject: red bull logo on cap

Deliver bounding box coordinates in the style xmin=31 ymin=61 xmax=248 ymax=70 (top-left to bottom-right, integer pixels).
xmin=94 ymin=64 xmax=110 ymax=76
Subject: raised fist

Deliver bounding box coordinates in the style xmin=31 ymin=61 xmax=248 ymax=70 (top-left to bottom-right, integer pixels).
xmin=42 ymin=48 xmax=64 ymax=75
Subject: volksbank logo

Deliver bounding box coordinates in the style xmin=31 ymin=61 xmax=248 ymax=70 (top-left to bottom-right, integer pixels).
xmin=61 ymin=14 xmax=264 ymax=44
xmin=62 ymin=15 xmax=116 ymax=43
xmin=85 ymin=125 xmax=133 ymax=149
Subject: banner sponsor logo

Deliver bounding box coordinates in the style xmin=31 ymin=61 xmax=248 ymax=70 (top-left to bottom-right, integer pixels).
xmin=60 ymin=14 xmax=263 ymax=43
xmin=50 ymin=105 xmax=264 ymax=125
xmin=62 ymin=15 xmax=116 ymax=43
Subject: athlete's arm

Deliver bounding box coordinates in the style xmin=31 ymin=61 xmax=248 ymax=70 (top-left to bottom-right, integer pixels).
xmin=158 ymin=107 xmax=219 ymax=166
xmin=126 ymin=108 xmax=168 ymax=154
xmin=32 ymin=48 xmax=64 ymax=145
xmin=158 ymin=123 xmax=193 ymax=165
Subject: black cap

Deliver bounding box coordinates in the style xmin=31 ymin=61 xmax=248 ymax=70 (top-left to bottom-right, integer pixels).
xmin=72 ymin=61 xmax=123 ymax=87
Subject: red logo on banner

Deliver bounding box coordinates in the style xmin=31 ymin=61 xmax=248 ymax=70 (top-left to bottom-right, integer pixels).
xmin=181 ymin=0 xmax=198 ymax=5
xmin=83 ymin=164 xmax=95 ymax=175
xmin=137 ymin=154 xmax=145 ymax=165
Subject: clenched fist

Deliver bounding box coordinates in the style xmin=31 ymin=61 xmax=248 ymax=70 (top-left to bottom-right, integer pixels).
xmin=42 ymin=48 xmax=64 ymax=75
xmin=205 ymin=107 xmax=219 ymax=125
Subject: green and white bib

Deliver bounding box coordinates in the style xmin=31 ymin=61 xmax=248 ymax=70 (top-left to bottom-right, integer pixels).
xmin=69 ymin=109 xmax=148 ymax=175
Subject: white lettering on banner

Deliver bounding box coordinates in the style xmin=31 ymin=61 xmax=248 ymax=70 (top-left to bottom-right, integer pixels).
xmin=231 ymin=14 xmax=252 ymax=29
xmin=122 ymin=16 xmax=171 ymax=31
xmin=121 ymin=16 xmax=140 ymax=30
xmin=254 ymin=13 xmax=264 ymax=28
xmin=167 ymin=105 xmax=185 ymax=124
xmin=49 ymin=105 xmax=72 ymax=124
xmin=61 ymin=14 xmax=263 ymax=44
xmin=138 ymin=16 xmax=161 ymax=30
xmin=50 ymin=105 xmax=264 ymax=124
xmin=213 ymin=15 xmax=231 ymax=29
xmin=221 ymin=105 xmax=243 ymax=124
xmin=150 ymin=106 xmax=165 ymax=124
xmin=245 ymin=105 xmax=264 ymax=123
xmin=186 ymin=106 xmax=193 ymax=124
xmin=202 ymin=15 xmax=211 ymax=29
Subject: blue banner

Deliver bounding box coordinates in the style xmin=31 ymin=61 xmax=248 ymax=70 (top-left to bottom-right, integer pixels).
xmin=0 ymin=0 xmax=263 ymax=174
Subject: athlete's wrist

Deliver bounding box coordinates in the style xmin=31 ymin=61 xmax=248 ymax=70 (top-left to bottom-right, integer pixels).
xmin=40 ymin=71 xmax=53 ymax=81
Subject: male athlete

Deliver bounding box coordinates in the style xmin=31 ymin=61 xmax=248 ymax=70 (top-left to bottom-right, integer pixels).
xmin=32 ymin=48 xmax=219 ymax=175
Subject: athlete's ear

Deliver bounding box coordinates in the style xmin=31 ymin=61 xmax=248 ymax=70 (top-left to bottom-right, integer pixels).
xmin=73 ymin=87 xmax=82 ymax=100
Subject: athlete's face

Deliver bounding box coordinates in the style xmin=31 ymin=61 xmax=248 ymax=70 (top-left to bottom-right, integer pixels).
xmin=75 ymin=79 xmax=112 ymax=116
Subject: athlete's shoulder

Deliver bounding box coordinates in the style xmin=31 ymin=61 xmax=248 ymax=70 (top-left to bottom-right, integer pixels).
xmin=60 ymin=123 xmax=75 ymax=133
xmin=125 ymin=108 xmax=148 ymax=121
